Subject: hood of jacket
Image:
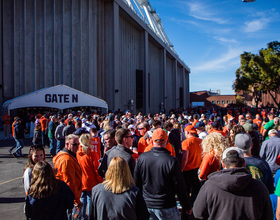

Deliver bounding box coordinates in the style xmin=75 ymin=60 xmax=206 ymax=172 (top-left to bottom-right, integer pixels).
xmin=207 ymin=167 xmax=252 ymax=192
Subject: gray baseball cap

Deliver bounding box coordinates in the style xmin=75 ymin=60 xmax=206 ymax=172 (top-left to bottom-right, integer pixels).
xmin=235 ymin=133 xmax=252 ymax=151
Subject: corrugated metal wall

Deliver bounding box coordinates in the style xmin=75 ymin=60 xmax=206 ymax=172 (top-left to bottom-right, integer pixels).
xmin=0 ymin=0 xmax=190 ymax=113
xmin=119 ymin=14 xmax=144 ymax=110
xmin=1 ymin=0 xmax=100 ymax=100
xmin=166 ymin=55 xmax=175 ymax=110
xmin=148 ymin=40 xmax=164 ymax=113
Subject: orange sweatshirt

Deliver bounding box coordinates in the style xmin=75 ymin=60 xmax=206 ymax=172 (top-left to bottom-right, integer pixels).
xmin=53 ymin=151 xmax=82 ymax=204
xmin=144 ymin=142 xmax=175 ymax=157
xmin=76 ymin=146 xmax=103 ymax=191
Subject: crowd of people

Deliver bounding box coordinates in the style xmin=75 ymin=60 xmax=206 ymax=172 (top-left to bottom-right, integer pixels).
xmin=6 ymin=106 xmax=280 ymax=219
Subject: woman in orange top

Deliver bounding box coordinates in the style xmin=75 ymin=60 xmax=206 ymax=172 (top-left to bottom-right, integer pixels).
xmin=76 ymin=133 xmax=103 ymax=220
xmin=198 ymin=132 xmax=227 ymax=181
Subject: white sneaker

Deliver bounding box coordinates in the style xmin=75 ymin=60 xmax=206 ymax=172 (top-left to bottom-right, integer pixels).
xmin=8 ymin=149 xmax=12 ymax=155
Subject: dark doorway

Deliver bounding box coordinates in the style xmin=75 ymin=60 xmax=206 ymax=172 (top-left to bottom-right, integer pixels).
xmin=136 ymin=70 xmax=144 ymax=112
xmin=179 ymin=87 xmax=183 ymax=107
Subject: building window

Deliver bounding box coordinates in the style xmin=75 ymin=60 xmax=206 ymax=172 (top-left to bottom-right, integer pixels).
xmin=212 ymin=101 xmax=215 ymax=104
xmin=222 ymin=100 xmax=225 ymax=104
xmin=217 ymin=100 xmax=220 ymax=104
xmin=227 ymin=100 xmax=229 ymax=104
xmin=231 ymin=100 xmax=234 ymax=104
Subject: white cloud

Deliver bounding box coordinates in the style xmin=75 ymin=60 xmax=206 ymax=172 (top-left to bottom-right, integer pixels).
xmin=184 ymin=1 xmax=227 ymax=24
xmin=215 ymin=37 xmax=238 ymax=44
xmin=243 ymin=18 xmax=270 ymax=33
xmin=192 ymin=48 xmax=241 ymax=72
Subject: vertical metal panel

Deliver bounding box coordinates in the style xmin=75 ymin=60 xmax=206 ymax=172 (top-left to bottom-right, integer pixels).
xmin=54 ymin=0 xmax=63 ymax=85
xmin=63 ymin=0 xmax=72 ymax=86
xmin=103 ymin=2 xmax=114 ymax=109
xmin=2 ymin=0 xmax=14 ymax=99
xmin=119 ymin=14 xmax=143 ymax=112
xmin=97 ymin=0 xmax=104 ymax=98
xmin=24 ymin=0 xmax=35 ymax=94
xmin=34 ymin=0 xmax=44 ymax=90
xmin=88 ymin=0 xmax=97 ymax=95
xmin=44 ymin=0 xmax=54 ymax=87
xmin=148 ymin=40 xmax=163 ymax=113
xmin=72 ymin=0 xmax=81 ymax=90
xmin=80 ymin=0 xmax=89 ymax=93
xmin=113 ymin=2 xmax=120 ymax=110
xmin=13 ymin=0 xmax=23 ymax=97
xmin=144 ymin=31 xmax=149 ymax=113
xmin=166 ymin=56 xmax=174 ymax=111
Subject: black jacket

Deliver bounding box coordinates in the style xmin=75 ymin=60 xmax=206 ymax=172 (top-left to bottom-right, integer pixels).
xmin=193 ymin=167 xmax=273 ymax=220
xmin=134 ymin=147 xmax=191 ymax=211
xmin=98 ymin=145 xmax=135 ymax=178
xmin=168 ymin=128 xmax=181 ymax=157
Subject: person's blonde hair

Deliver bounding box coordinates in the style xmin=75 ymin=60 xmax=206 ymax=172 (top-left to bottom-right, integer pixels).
xmin=103 ymin=157 xmax=135 ymax=194
xmin=206 ymin=124 xmax=212 ymax=133
xmin=201 ymin=132 xmax=227 ymax=160
xmin=173 ymin=122 xmax=180 ymax=130
xmin=103 ymin=120 xmax=110 ymax=131
xmin=79 ymin=133 xmax=92 ymax=155
xmin=29 ymin=161 xmax=58 ymax=199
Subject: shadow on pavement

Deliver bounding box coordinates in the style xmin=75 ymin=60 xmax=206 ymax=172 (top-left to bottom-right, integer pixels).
xmin=0 ymin=197 xmax=25 ymax=203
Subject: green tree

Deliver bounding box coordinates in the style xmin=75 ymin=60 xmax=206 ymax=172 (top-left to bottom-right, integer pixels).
xmin=234 ymin=41 xmax=280 ymax=108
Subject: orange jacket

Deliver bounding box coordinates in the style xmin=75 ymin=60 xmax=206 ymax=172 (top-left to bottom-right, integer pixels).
xmin=53 ymin=151 xmax=82 ymax=204
xmin=181 ymin=136 xmax=202 ymax=171
xmin=76 ymin=146 xmax=103 ymax=191
xmin=208 ymin=129 xmax=227 ymax=137
xmin=144 ymin=142 xmax=175 ymax=157
xmin=198 ymin=152 xmax=220 ymax=180
xmin=253 ymin=119 xmax=263 ymax=131
xmin=192 ymin=119 xmax=199 ymax=126
xmin=40 ymin=117 xmax=48 ymax=131
xmin=137 ymin=136 xmax=148 ymax=155
xmin=12 ymin=121 xmax=16 ymax=137
xmin=91 ymin=136 xmax=101 ymax=160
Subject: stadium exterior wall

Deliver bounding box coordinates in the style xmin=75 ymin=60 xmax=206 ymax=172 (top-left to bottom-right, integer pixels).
xmin=0 ymin=0 xmax=190 ymax=114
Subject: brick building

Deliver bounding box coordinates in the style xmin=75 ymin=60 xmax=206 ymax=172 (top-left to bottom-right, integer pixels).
xmin=190 ymin=90 xmax=236 ymax=108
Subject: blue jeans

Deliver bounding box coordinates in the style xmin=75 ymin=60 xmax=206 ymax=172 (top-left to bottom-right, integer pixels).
xmin=49 ymin=137 xmax=57 ymax=156
xmin=10 ymin=138 xmax=18 ymax=152
xmin=42 ymin=131 xmax=49 ymax=147
xmin=148 ymin=206 xmax=180 ymax=220
xmin=56 ymin=139 xmax=65 ymax=154
xmin=14 ymin=138 xmax=24 ymax=155
xmin=81 ymin=191 xmax=91 ymax=220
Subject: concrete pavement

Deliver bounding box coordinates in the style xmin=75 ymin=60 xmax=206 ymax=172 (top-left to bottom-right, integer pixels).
xmin=0 ymin=136 xmax=53 ymax=220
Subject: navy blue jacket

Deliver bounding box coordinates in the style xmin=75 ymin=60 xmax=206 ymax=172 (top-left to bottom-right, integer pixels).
xmin=14 ymin=122 xmax=25 ymax=139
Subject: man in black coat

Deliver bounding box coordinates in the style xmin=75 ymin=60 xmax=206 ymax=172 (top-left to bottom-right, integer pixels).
xmin=134 ymin=128 xmax=192 ymax=220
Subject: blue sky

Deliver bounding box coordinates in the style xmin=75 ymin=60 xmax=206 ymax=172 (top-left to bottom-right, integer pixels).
xmin=149 ymin=0 xmax=280 ymax=94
